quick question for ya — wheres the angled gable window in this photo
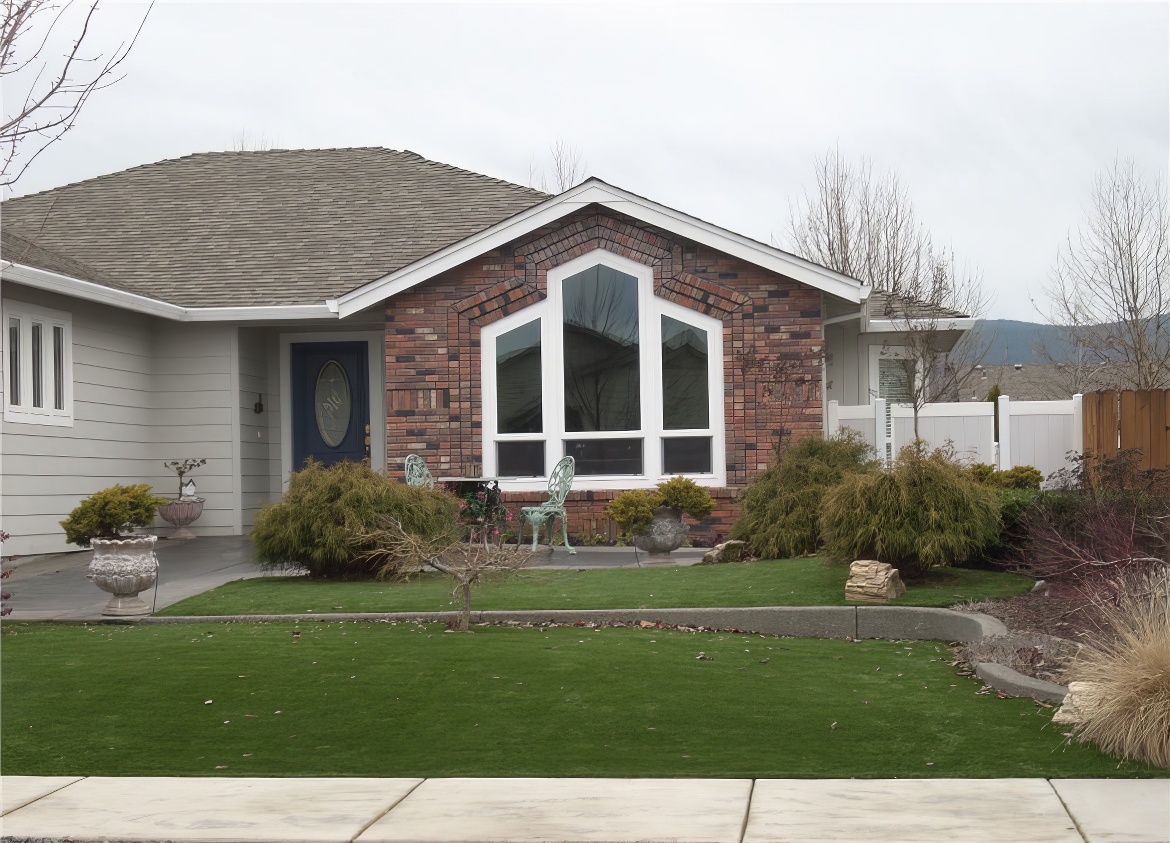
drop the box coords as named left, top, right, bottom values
left=3, top=300, right=73, bottom=426
left=482, top=249, right=725, bottom=491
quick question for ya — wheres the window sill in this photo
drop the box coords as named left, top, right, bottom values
left=4, top=409, right=74, bottom=427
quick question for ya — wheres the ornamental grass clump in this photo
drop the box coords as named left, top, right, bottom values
left=731, top=432, right=877, bottom=558
left=250, top=460, right=458, bottom=578
left=820, top=441, right=1000, bottom=577
left=1065, top=570, right=1170, bottom=768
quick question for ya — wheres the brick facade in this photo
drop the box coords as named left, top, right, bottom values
left=383, top=207, right=824, bottom=541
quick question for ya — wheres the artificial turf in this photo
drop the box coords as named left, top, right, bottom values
left=157, top=557, right=1034, bottom=617
left=2, top=621, right=1160, bottom=779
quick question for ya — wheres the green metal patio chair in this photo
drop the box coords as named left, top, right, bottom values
left=404, top=454, right=434, bottom=489
left=518, top=455, right=576, bottom=554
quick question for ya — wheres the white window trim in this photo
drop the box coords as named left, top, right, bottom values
left=482, top=248, right=726, bottom=492
left=3, top=299, right=74, bottom=426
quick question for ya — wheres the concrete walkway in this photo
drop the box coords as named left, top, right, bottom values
left=4, top=536, right=676, bottom=621
left=2, top=775, right=1166, bottom=842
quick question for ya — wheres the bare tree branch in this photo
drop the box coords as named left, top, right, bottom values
left=788, top=148, right=990, bottom=436
left=2, top=0, right=150, bottom=188
left=528, top=137, right=586, bottom=193
left=1043, top=158, right=1170, bottom=390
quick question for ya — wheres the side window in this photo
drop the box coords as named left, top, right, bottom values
left=4, top=301, right=73, bottom=426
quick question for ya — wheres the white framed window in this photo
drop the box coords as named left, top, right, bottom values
left=482, top=249, right=725, bottom=491
left=4, top=300, right=73, bottom=426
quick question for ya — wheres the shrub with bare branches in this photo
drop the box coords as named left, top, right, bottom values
left=352, top=520, right=531, bottom=631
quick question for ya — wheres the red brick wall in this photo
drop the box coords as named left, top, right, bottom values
left=383, top=207, right=824, bottom=541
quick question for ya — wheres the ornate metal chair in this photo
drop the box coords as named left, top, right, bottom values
left=404, top=454, right=434, bottom=489
left=518, top=455, right=576, bottom=554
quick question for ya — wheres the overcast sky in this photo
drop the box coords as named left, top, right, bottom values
left=6, top=1, right=1168, bottom=320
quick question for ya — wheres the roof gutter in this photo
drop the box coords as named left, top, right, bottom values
left=2, top=262, right=338, bottom=322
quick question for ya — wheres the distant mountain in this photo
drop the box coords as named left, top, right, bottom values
left=970, top=317, right=1170, bottom=366
left=967, top=320, right=1079, bottom=365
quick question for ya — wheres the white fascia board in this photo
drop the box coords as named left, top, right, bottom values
left=866, top=317, right=976, bottom=333
left=335, top=179, right=865, bottom=317
left=2, top=262, right=337, bottom=322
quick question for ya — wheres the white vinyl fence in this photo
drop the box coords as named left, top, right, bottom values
left=826, top=394, right=1084, bottom=478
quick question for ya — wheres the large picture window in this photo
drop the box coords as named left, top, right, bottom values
left=482, top=250, right=724, bottom=490
left=3, top=300, right=73, bottom=426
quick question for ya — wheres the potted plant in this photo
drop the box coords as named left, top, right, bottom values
left=607, top=477, right=715, bottom=561
left=158, top=458, right=207, bottom=540
left=60, top=484, right=167, bottom=616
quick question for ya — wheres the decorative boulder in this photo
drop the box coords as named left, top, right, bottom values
left=1052, top=681, right=1103, bottom=725
left=701, top=540, right=746, bottom=565
left=845, top=560, right=906, bottom=603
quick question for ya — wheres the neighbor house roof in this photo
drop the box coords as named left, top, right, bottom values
left=1, top=148, right=549, bottom=308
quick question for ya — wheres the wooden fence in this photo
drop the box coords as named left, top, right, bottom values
left=1082, top=389, right=1170, bottom=471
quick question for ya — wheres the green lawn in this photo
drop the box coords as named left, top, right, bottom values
left=3, top=622, right=1158, bottom=779
left=158, top=558, right=1034, bottom=616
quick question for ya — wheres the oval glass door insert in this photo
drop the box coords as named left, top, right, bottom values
left=315, top=360, right=351, bottom=447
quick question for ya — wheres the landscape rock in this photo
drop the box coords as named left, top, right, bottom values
left=701, top=540, right=746, bottom=565
left=845, top=560, right=906, bottom=603
left=1052, top=681, right=1103, bottom=724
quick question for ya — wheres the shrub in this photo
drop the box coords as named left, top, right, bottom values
left=606, top=477, right=715, bottom=537
left=607, top=490, right=662, bottom=536
left=60, top=484, right=168, bottom=547
left=967, top=463, right=1043, bottom=491
left=250, top=460, right=459, bottom=578
left=731, top=433, right=877, bottom=559
left=820, top=441, right=1001, bottom=577
left=656, top=476, right=715, bottom=520
left=1065, top=571, right=1170, bottom=768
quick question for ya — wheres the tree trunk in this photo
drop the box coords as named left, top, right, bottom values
left=458, top=580, right=472, bottom=631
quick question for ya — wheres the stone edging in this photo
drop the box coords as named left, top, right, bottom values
left=135, top=605, right=1065, bottom=703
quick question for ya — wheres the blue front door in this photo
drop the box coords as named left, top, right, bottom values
left=291, top=342, right=370, bottom=469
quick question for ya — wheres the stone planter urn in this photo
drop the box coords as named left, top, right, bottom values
left=89, top=536, right=159, bottom=616
left=634, top=506, right=688, bottom=563
left=157, top=497, right=205, bottom=540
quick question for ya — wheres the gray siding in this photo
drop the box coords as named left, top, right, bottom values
left=238, top=327, right=281, bottom=528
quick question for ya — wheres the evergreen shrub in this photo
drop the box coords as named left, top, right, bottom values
left=60, top=484, right=168, bottom=547
left=730, top=433, right=877, bottom=559
left=607, top=477, right=716, bottom=536
left=968, top=463, right=1044, bottom=490
left=250, top=460, right=459, bottom=578
left=820, top=441, right=1001, bottom=577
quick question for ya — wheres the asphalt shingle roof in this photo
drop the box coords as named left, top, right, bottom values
left=1, top=148, right=548, bottom=308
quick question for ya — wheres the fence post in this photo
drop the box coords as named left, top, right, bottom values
left=826, top=399, right=839, bottom=437
left=1071, top=393, right=1083, bottom=456
left=997, top=394, right=1011, bottom=470
left=875, top=397, right=889, bottom=464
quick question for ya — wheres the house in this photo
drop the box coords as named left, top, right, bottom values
left=0, top=149, right=970, bottom=556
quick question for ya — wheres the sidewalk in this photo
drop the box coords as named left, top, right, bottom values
left=4, top=537, right=678, bottom=622
left=2, top=775, right=1166, bottom=842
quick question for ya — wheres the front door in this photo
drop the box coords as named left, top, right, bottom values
left=291, top=342, right=370, bottom=469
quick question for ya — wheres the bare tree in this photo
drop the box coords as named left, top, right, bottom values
left=2, top=0, right=150, bottom=187
left=231, top=128, right=278, bottom=152
left=353, top=519, right=531, bottom=632
left=1044, top=158, right=1170, bottom=390
left=788, top=148, right=988, bottom=437
left=528, top=137, right=586, bottom=193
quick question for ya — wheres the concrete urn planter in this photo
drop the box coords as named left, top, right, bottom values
left=634, top=506, right=688, bottom=562
left=89, top=536, right=159, bottom=616
left=157, top=497, right=205, bottom=540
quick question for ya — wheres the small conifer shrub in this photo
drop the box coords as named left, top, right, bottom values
left=60, top=484, right=168, bottom=547
left=820, top=442, right=1000, bottom=577
left=250, top=460, right=459, bottom=578
left=731, top=433, right=877, bottom=559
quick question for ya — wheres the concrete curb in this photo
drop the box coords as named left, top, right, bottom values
left=975, top=662, right=1069, bottom=703
left=139, top=605, right=1008, bottom=642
